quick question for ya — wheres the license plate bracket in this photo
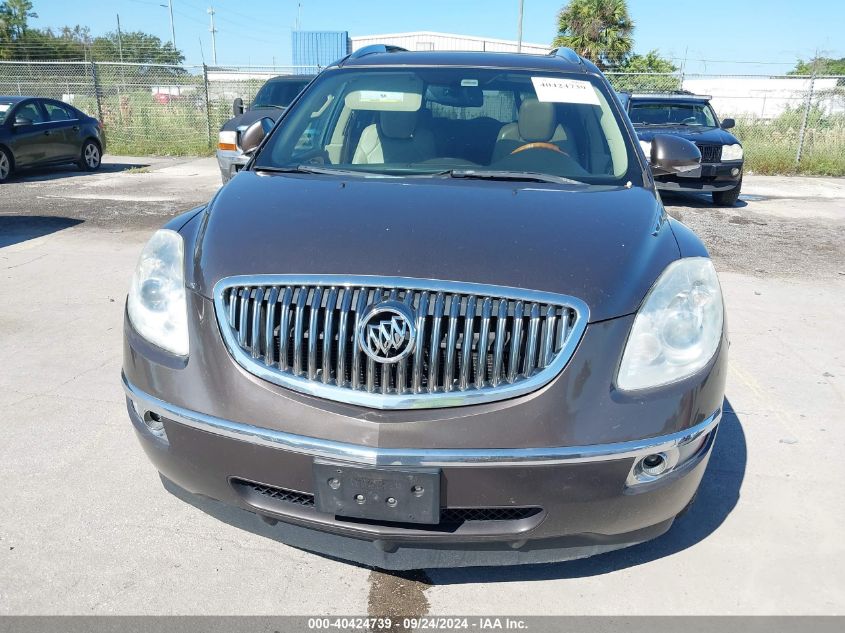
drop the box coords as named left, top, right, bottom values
left=313, top=460, right=441, bottom=525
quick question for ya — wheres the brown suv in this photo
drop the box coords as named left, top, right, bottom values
left=122, top=46, right=727, bottom=569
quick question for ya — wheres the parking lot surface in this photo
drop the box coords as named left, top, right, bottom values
left=1, top=157, right=843, bottom=616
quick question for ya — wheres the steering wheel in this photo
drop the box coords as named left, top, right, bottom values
left=510, top=142, right=568, bottom=156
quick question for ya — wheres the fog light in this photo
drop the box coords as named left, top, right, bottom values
left=731, top=168, right=740, bottom=176
left=640, top=453, right=668, bottom=477
left=143, top=411, right=166, bottom=437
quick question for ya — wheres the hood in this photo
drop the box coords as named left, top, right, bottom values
left=193, top=172, right=680, bottom=322
left=219, top=107, right=284, bottom=132
left=634, top=125, right=740, bottom=145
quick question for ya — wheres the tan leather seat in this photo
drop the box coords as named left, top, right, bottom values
left=352, top=111, right=436, bottom=165
left=491, top=98, right=576, bottom=162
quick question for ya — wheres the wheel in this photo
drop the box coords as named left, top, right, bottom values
left=712, top=179, right=742, bottom=206
left=0, top=147, right=12, bottom=183
left=78, top=140, right=102, bottom=171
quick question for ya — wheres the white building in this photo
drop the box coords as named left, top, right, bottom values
left=350, top=31, right=549, bottom=55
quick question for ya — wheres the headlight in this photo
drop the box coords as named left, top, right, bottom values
left=617, top=257, right=724, bottom=391
left=218, top=130, right=238, bottom=151
left=721, top=143, right=743, bottom=161
left=638, top=140, right=652, bottom=161
left=128, top=229, right=189, bottom=356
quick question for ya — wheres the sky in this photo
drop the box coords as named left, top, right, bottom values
left=28, top=0, right=845, bottom=74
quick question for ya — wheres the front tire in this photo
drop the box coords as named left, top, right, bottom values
left=0, top=147, right=12, bottom=183
left=712, top=179, right=742, bottom=207
left=78, top=140, right=102, bottom=171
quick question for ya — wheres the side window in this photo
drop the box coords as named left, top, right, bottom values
left=15, top=101, right=45, bottom=124
left=44, top=102, right=74, bottom=122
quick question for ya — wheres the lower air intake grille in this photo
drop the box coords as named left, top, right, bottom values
left=236, top=480, right=541, bottom=524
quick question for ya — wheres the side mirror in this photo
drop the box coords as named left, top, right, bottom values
left=239, top=117, right=275, bottom=155
left=14, top=116, right=33, bottom=127
left=233, top=98, right=244, bottom=116
left=720, top=118, right=735, bottom=130
left=649, top=134, right=701, bottom=176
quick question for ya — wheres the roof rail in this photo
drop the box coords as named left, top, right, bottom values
left=549, top=47, right=582, bottom=64
left=347, top=44, right=408, bottom=61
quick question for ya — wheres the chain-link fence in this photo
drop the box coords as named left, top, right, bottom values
left=1, top=61, right=843, bottom=175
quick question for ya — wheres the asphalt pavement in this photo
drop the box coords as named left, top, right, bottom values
left=1, top=156, right=843, bottom=616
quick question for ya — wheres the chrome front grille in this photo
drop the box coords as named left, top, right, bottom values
left=214, top=276, right=588, bottom=409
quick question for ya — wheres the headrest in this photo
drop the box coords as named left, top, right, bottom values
left=379, top=110, right=417, bottom=139
left=518, top=98, right=557, bottom=142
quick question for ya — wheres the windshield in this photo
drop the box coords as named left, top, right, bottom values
left=252, top=79, right=311, bottom=109
left=629, top=101, right=717, bottom=127
left=0, top=101, right=14, bottom=124
left=254, top=67, right=638, bottom=185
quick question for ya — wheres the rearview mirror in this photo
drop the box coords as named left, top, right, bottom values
left=14, top=116, right=33, bottom=127
left=239, top=117, right=275, bottom=154
left=233, top=97, right=244, bottom=116
left=720, top=118, right=735, bottom=129
left=649, top=134, right=701, bottom=176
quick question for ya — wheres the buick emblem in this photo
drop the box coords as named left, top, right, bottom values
left=357, top=300, right=416, bottom=363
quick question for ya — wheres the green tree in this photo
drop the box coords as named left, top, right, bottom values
left=91, top=30, right=184, bottom=65
left=615, top=49, right=677, bottom=73
left=0, top=0, right=37, bottom=59
left=553, top=0, right=634, bottom=69
left=789, top=57, right=845, bottom=75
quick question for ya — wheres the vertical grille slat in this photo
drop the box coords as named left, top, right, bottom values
left=443, top=295, right=461, bottom=393
left=459, top=295, right=476, bottom=391
left=264, top=286, right=280, bottom=366
left=220, top=278, right=584, bottom=408
left=277, top=287, right=293, bottom=371
left=250, top=287, right=265, bottom=359
left=412, top=291, right=430, bottom=394
left=524, top=302, right=541, bottom=375
left=293, top=287, right=307, bottom=376
left=475, top=297, right=492, bottom=389
left=307, top=287, right=323, bottom=381
left=322, top=287, right=338, bottom=384
left=538, top=304, right=556, bottom=369
left=335, top=288, right=353, bottom=387
left=428, top=292, right=446, bottom=391
left=492, top=300, right=508, bottom=387
left=351, top=288, right=367, bottom=391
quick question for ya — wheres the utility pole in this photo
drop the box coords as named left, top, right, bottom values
left=167, top=0, right=176, bottom=48
left=207, top=5, right=217, bottom=65
left=517, top=0, right=524, bottom=53
left=116, top=14, right=124, bottom=63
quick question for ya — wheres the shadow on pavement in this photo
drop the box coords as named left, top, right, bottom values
left=160, top=397, right=745, bottom=582
left=9, top=162, right=150, bottom=183
left=661, top=190, right=749, bottom=209
left=0, top=215, right=83, bottom=248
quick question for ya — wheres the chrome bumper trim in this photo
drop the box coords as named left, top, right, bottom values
left=123, top=374, right=720, bottom=468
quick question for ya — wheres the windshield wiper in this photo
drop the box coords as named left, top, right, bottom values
left=254, top=164, right=383, bottom=177
left=444, top=169, right=582, bottom=186
left=251, top=104, right=286, bottom=110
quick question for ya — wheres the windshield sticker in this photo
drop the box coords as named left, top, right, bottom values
left=531, top=77, right=600, bottom=105
left=460, top=79, right=479, bottom=87
left=357, top=90, right=409, bottom=104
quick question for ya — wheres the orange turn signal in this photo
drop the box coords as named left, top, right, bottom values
left=218, top=143, right=237, bottom=151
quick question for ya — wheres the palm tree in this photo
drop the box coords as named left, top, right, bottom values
left=553, top=0, right=634, bottom=69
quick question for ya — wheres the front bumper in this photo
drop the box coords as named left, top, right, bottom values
left=216, top=149, right=249, bottom=183
left=124, top=373, right=720, bottom=569
left=656, top=162, right=743, bottom=192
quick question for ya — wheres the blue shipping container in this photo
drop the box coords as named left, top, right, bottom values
left=292, top=31, right=350, bottom=69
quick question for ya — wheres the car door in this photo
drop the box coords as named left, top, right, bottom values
left=8, top=100, right=51, bottom=167
left=41, top=100, right=81, bottom=161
